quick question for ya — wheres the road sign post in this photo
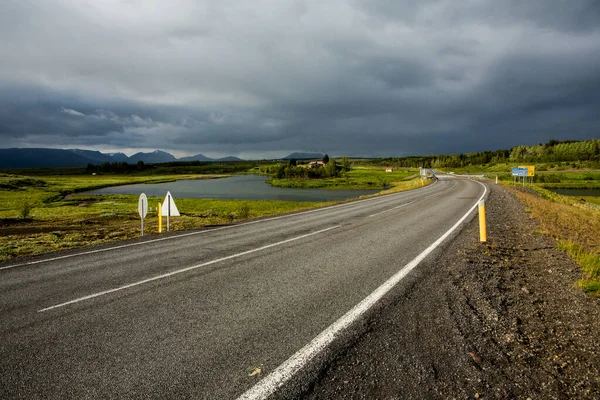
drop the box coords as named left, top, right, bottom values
left=514, top=165, right=536, bottom=186
left=511, top=167, right=530, bottom=186
left=138, top=193, right=148, bottom=236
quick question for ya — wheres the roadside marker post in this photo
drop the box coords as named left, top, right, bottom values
left=138, top=193, right=148, bottom=237
left=158, top=202, right=162, bottom=233
left=478, top=200, right=487, bottom=242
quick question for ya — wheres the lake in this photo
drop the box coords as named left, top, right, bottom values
left=548, top=188, right=600, bottom=197
left=83, top=175, right=380, bottom=202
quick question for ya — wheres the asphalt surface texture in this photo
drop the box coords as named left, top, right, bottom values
left=301, top=183, right=600, bottom=399
left=1, top=177, right=485, bottom=399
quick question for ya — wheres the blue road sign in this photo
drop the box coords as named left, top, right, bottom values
left=512, top=167, right=528, bottom=177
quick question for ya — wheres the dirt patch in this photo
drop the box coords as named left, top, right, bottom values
left=304, top=182, right=600, bottom=399
left=0, top=224, right=82, bottom=235
left=0, top=218, right=31, bottom=227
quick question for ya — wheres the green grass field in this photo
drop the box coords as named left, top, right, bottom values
left=0, top=172, right=334, bottom=262
left=580, top=196, right=600, bottom=206
left=0, top=166, right=430, bottom=262
left=268, top=166, right=420, bottom=189
left=441, top=164, right=600, bottom=191
left=0, top=173, right=226, bottom=218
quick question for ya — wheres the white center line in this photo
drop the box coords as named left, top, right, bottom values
left=368, top=201, right=415, bottom=218
left=38, top=225, right=341, bottom=313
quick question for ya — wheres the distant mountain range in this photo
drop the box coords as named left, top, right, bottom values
left=0, top=148, right=243, bottom=169
left=0, top=148, right=323, bottom=169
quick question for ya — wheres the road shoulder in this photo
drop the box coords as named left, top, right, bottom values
left=303, top=181, right=600, bottom=399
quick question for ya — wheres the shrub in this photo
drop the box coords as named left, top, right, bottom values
left=325, top=160, right=338, bottom=177
left=225, top=212, right=235, bottom=222
left=19, top=202, right=32, bottom=219
left=239, top=204, right=251, bottom=219
left=275, top=165, right=286, bottom=179
left=340, top=156, right=352, bottom=172
left=537, top=174, right=561, bottom=183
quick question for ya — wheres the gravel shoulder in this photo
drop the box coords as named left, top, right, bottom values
left=303, top=181, right=600, bottom=399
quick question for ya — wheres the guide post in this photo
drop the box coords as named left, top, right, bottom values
left=158, top=202, right=162, bottom=233
left=478, top=200, right=487, bottom=242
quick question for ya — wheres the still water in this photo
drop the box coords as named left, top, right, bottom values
left=84, top=175, right=379, bottom=202
left=548, top=188, right=600, bottom=197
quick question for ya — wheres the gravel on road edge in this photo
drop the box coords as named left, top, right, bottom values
left=299, top=181, right=600, bottom=399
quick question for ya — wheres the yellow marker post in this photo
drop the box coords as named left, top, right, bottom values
left=478, top=200, right=487, bottom=242
left=158, top=202, right=162, bottom=233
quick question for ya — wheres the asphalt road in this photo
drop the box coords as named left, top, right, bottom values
left=0, top=176, right=485, bottom=399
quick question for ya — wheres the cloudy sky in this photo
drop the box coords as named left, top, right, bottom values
left=1, top=0, right=599, bottom=158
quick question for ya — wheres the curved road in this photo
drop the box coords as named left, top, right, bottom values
left=0, top=176, right=486, bottom=399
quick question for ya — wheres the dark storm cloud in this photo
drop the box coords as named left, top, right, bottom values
left=0, top=0, right=599, bottom=158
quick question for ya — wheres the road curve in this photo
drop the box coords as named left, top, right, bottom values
left=0, top=176, right=485, bottom=399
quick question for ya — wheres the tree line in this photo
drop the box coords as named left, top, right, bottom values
left=274, top=155, right=352, bottom=179
left=370, top=139, right=599, bottom=168
left=508, top=139, right=599, bottom=163
left=86, top=161, right=148, bottom=173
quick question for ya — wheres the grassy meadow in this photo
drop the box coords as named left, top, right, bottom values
left=268, top=166, right=420, bottom=189
left=442, top=161, right=600, bottom=189
left=0, top=172, right=337, bottom=262
left=0, top=165, right=431, bottom=262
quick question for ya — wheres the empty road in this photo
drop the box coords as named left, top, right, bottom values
left=0, top=176, right=486, bottom=399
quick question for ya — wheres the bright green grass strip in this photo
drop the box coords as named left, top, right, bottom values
left=557, top=241, right=600, bottom=296
left=0, top=174, right=225, bottom=215
left=580, top=196, right=600, bottom=206
left=0, top=196, right=333, bottom=262
left=268, top=167, right=419, bottom=190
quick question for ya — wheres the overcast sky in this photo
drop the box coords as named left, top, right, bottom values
left=1, top=0, right=599, bottom=158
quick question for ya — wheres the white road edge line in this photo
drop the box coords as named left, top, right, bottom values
left=368, top=201, right=415, bottom=218
left=38, top=225, right=341, bottom=313
left=1, top=180, right=439, bottom=271
left=237, top=180, right=487, bottom=400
